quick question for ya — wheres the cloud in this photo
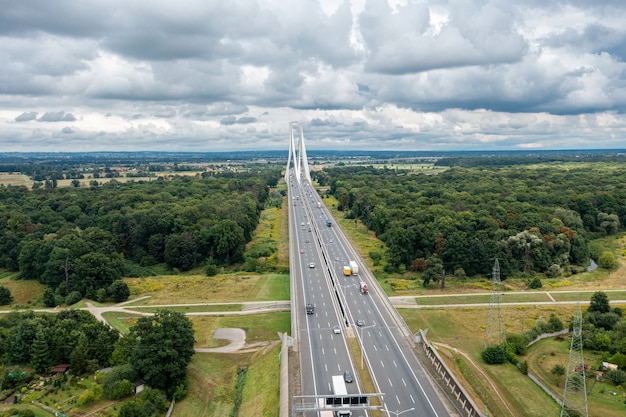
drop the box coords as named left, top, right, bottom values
left=0, top=0, right=625, bottom=151
left=15, top=112, right=38, bottom=122
left=38, top=112, right=77, bottom=122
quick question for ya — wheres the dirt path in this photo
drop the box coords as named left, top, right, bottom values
left=432, top=342, right=519, bottom=417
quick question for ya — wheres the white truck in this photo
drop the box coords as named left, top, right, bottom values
left=331, top=375, right=352, bottom=417
left=349, top=260, right=358, bottom=275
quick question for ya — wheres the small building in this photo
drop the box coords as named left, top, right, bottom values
left=50, top=364, right=70, bottom=374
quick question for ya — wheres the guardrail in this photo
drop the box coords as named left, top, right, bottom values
left=419, top=330, right=485, bottom=417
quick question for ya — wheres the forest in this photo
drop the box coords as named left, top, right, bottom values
left=321, top=162, right=625, bottom=280
left=0, top=167, right=283, bottom=302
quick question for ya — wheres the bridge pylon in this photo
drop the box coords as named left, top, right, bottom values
left=285, top=122, right=312, bottom=184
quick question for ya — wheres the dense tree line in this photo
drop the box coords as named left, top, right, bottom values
left=0, top=308, right=194, bottom=404
left=0, top=170, right=279, bottom=299
left=326, top=163, right=625, bottom=279
left=0, top=310, right=119, bottom=374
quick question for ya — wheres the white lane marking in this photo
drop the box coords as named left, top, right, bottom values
left=388, top=378, right=393, bottom=387
left=410, top=394, right=415, bottom=404
left=380, top=360, right=384, bottom=367
left=393, top=360, right=398, bottom=367
left=402, top=378, right=407, bottom=387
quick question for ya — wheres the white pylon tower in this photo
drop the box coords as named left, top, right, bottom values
left=483, top=259, right=506, bottom=347
left=560, top=302, right=588, bottom=417
left=285, top=122, right=312, bottom=184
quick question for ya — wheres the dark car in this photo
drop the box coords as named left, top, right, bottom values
left=343, top=370, right=353, bottom=383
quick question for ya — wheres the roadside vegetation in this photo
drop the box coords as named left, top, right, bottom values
left=322, top=160, right=626, bottom=417
left=2, top=154, right=626, bottom=416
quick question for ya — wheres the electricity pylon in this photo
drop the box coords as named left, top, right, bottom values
left=285, top=122, right=311, bottom=184
left=560, top=302, right=588, bottom=417
left=483, top=259, right=506, bottom=347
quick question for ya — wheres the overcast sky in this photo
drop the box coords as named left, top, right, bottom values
left=1, top=0, right=626, bottom=152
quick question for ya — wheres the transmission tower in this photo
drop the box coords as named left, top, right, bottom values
left=560, top=302, right=588, bottom=417
left=285, top=122, right=311, bottom=184
left=483, top=259, right=506, bottom=347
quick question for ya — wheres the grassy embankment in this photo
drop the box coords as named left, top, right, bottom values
left=325, top=191, right=626, bottom=417
left=0, top=193, right=291, bottom=417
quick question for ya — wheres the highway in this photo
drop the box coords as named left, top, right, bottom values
left=289, top=175, right=366, bottom=417
left=289, top=173, right=451, bottom=417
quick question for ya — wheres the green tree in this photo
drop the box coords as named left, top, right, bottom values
left=42, top=287, right=57, bottom=307
left=505, top=333, right=528, bottom=355
left=606, top=369, right=626, bottom=385
left=110, top=334, right=138, bottom=366
left=588, top=291, right=610, bottom=314
left=0, top=286, right=13, bottom=305
left=102, top=364, right=137, bottom=399
left=597, top=212, right=620, bottom=235
left=597, top=251, right=617, bottom=269
left=481, top=345, right=507, bottom=364
left=609, top=352, right=626, bottom=369
left=30, top=327, right=50, bottom=373
left=108, top=280, right=130, bottom=303
left=70, top=333, right=97, bottom=375
left=422, top=256, right=444, bottom=287
left=527, top=275, right=542, bottom=289
left=129, top=310, right=195, bottom=396
left=118, top=401, right=149, bottom=417
left=208, top=220, right=246, bottom=263
left=164, top=232, right=198, bottom=271
left=65, top=291, right=82, bottom=306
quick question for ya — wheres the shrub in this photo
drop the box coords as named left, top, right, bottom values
left=0, top=286, right=13, bottom=305
left=597, top=251, right=617, bottom=269
left=547, top=314, right=564, bottom=332
left=42, top=287, right=57, bottom=307
left=527, top=275, right=542, bottom=289
left=108, top=280, right=130, bottom=303
left=506, top=333, right=528, bottom=355
left=606, top=369, right=626, bottom=386
left=65, top=291, right=82, bottom=306
left=551, top=364, right=565, bottom=376
left=546, top=264, right=562, bottom=278
left=453, top=268, right=467, bottom=280
left=102, top=364, right=137, bottom=399
left=95, top=288, right=107, bottom=303
left=519, top=360, right=528, bottom=375
left=481, top=345, right=507, bottom=364
left=110, top=379, right=135, bottom=400
left=205, top=263, right=218, bottom=276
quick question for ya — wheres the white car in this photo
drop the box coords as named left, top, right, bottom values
left=332, top=325, right=341, bottom=334
left=309, top=263, right=315, bottom=268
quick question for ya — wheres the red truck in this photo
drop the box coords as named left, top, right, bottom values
left=359, top=281, right=368, bottom=294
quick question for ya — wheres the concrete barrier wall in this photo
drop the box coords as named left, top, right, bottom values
left=419, top=330, right=485, bottom=417
left=280, top=333, right=289, bottom=417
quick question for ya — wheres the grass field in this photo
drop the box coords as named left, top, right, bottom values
left=124, top=272, right=290, bottom=304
